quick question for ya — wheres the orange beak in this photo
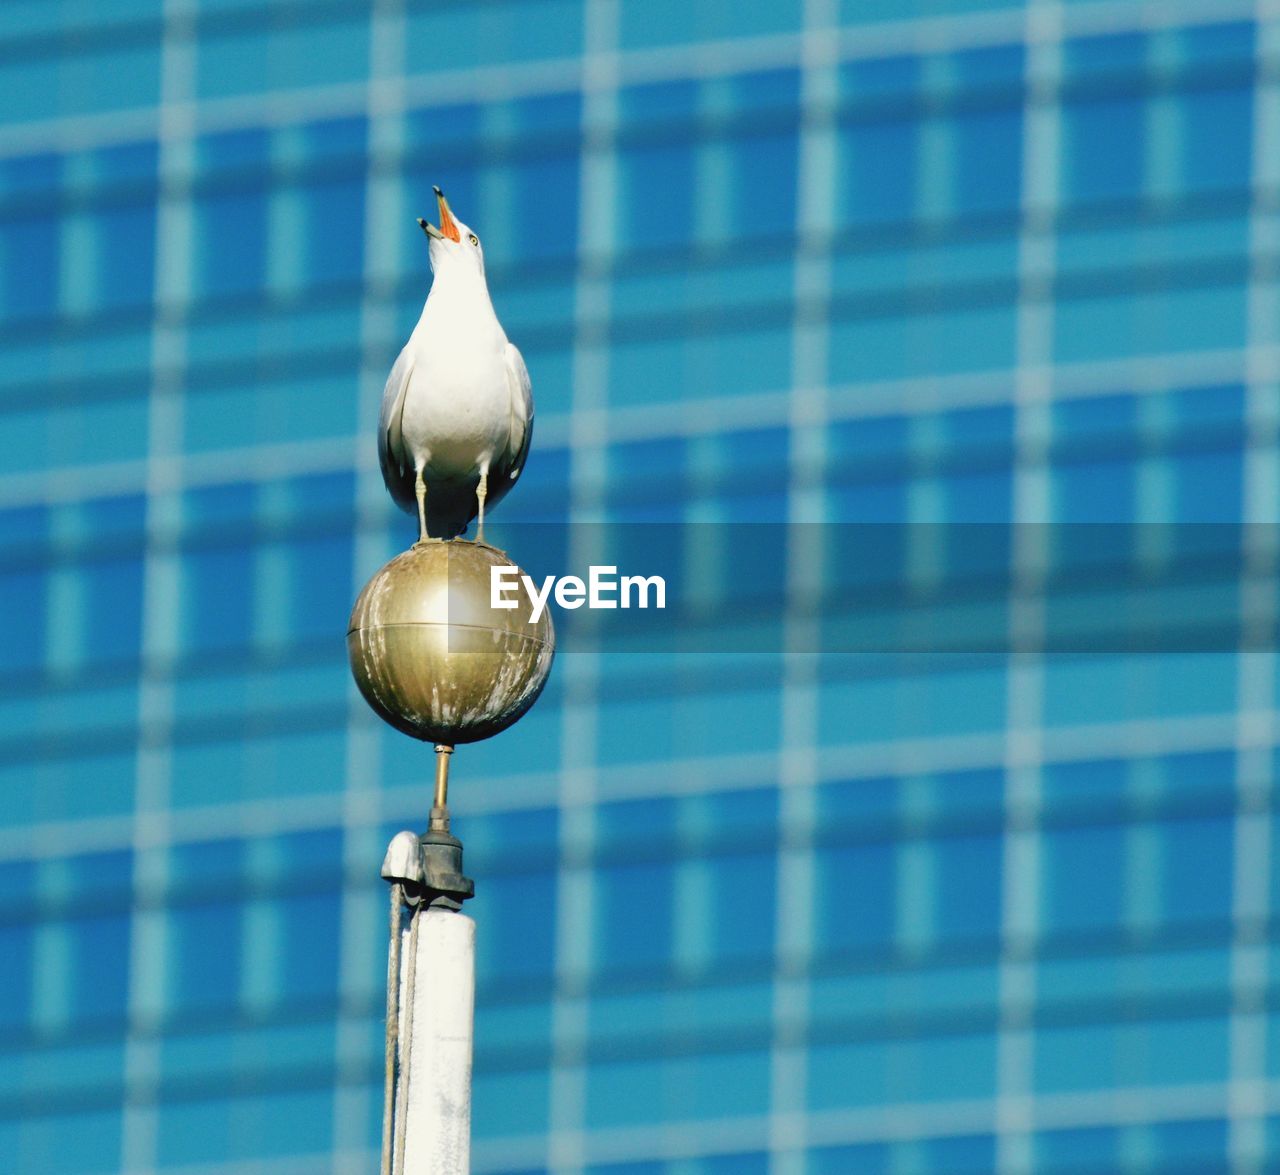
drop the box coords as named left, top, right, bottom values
left=434, top=186, right=460, bottom=243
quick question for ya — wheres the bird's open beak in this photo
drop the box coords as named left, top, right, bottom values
left=417, top=216, right=444, bottom=241
left=434, top=185, right=461, bottom=243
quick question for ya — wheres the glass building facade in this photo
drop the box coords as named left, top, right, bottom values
left=0, top=1, right=1276, bottom=1172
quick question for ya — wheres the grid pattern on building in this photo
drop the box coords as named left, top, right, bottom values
left=0, top=1, right=1277, bottom=1172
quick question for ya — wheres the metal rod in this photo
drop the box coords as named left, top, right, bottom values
left=433, top=743, right=453, bottom=811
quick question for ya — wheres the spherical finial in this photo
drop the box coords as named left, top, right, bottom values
left=347, top=542, right=554, bottom=744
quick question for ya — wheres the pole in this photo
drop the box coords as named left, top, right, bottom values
left=380, top=804, right=476, bottom=1175
left=397, top=908, right=476, bottom=1173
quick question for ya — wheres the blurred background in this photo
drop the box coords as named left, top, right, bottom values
left=0, top=0, right=1276, bottom=1172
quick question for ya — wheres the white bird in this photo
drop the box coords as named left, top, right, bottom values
left=379, top=186, right=533, bottom=544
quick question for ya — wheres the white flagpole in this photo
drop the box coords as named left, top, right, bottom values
left=398, top=908, right=476, bottom=1173
left=381, top=746, right=477, bottom=1175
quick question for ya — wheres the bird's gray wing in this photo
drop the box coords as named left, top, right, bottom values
left=377, top=346, right=416, bottom=512
left=501, top=341, right=534, bottom=484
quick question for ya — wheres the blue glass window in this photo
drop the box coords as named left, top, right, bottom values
left=1043, top=819, right=1127, bottom=940
left=1180, top=82, right=1252, bottom=196
left=619, top=0, right=801, bottom=49
left=197, top=11, right=368, bottom=100
left=182, top=540, right=255, bottom=656
left=69, top=911, right=130, bottom=1025
left=473, top=1066, right=552, bottom=1138
left=585, top=1048, right=771, bottom=1128
left=840, top=116, right=920, bottom=227
left=0, top=921, right=33, bottom=1031
left=90, top=199, right=157, bottom=312
left=0, top=567, right=45, bottom=673
left=809, top=1031, right=996, bottom=1108
left=194, top=131, right=271, bottom=300
left=619, top=141, right=697, bottom=252
left=618, top=82, right=699, bottom=253
left=1, top=212, right=59, bottom=323
left=815, top=837, right=895, bottom=958
left=10, top=1107, right=123, bottom=1174
left=594, top=857, right=676, bottom=976
left=171, top=897, right=242, bottom=1014
left=934, top=832, right=1002, bottom=944
left=952, top=106, right=1022, bottom=215
left=405, top=0, right=582, bottom=72
left=1061, top=94, right=1145, bottom=206
left=80, top=554, right=145, bottom=667
left=299, top=173, right=365, bottom=290
left=729, top=125, right=799, bottom=240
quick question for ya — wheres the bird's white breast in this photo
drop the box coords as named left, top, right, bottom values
left=400, top=290, right=512, bottom=479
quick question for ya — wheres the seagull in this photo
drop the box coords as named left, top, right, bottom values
left=378, top=186, right=533, bottom=544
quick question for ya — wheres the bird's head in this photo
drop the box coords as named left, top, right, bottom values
left=418, top=186, right=486, bottom=279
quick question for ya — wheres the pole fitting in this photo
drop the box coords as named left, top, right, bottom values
left=416, top=826, right=474, bottom=910
left=380, top=829, right=474, bottom=910
left=381, top=803, right=474, bottom=913
left=377, top=743, right=473, bottom=911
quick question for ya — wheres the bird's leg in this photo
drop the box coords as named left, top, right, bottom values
left=414, top=467, right=428, bottom=545
left=476, top=469, right=488, bottom=545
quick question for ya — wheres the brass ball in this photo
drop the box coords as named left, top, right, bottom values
left=347, top=541, right=555, bottom=745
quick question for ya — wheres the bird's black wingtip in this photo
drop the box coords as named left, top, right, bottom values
left=432, top=184, right=444, bottom=197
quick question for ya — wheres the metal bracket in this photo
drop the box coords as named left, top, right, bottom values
left=381, top=826, right=475, bottom=911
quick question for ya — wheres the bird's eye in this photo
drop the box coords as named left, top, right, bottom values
left=468, top=233, right=479, bottom=246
